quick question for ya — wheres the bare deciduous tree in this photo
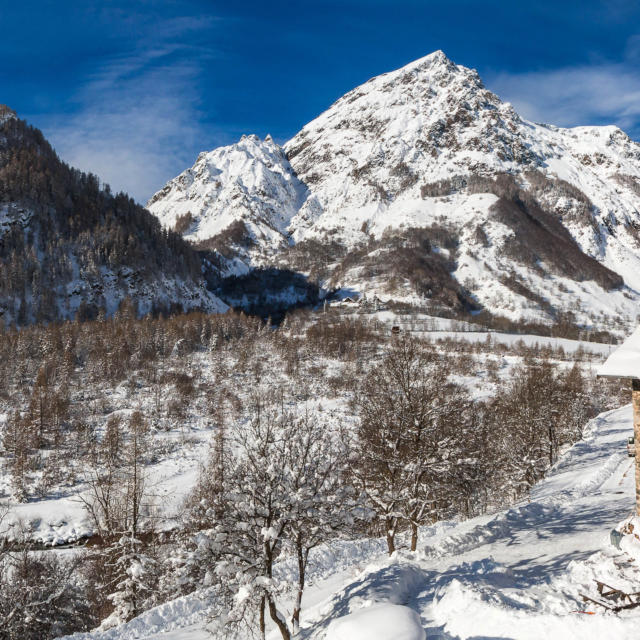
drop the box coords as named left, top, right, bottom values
left=353, top=336, right=468, bottom=552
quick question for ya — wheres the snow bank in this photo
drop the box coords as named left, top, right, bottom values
left=326, top=603, right=425, bottom=640
left=58, top=588, right=215, bottom=640
left=430, top=578, right=635, bottom=640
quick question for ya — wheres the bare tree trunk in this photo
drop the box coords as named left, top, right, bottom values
left=291, top=539, right=306, bottom=635
left=263, top=525, right=290, bottom=640
left=259, top=596, right=266, bottom=640
left=410, top=522, right=418, bottom=552
left=386, top=516, right=396, bottom=555
left=268, top=594, right=291, bottom=640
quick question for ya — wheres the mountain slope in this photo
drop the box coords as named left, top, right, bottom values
left=149, top=51, right=640, bottom=330
left=0, top=108, right=227, bottom=326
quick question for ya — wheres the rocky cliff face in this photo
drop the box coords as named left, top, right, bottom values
left=149, top=52, right=640, bottom=329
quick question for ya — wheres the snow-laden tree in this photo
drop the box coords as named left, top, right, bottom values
left=185, top=392, right=356, bottom=639
left=556, top=362, right=592, bottom=450
left=491, top=359, right=568, bottom=496
left=279, top=409, right=358, bottom=635
left=104, top=535, right=158, bottom=626
left=353, top=336, right=468, bottom=552
left=487, top=357, right=598, bottom=502
left=0, top=516, right=94, bottom=640
left=81, top=410, right=158, bottom=627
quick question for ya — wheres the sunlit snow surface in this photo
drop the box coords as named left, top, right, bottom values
left=599, top=326, right=640, bottom=379
left=59, top=403, right=640, bottom=640
left=326, top=603, right=425, bottom=640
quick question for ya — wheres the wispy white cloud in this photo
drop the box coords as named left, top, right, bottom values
left=40, top=16, right=224, bottom=203
left=486, top=42, right=640, bottom=139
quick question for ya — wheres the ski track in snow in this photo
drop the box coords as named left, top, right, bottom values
left=60, top=403, right=640, bottom=640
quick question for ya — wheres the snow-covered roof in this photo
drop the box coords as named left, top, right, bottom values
left=598, top=326, right=640, bottom=379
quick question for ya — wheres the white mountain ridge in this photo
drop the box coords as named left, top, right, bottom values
left=147, top=134, right=307, bottom=266
left=148, top=50, right=640, bottom=329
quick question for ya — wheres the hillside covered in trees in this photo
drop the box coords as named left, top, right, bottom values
left=0, top=106, right=225, bottom=327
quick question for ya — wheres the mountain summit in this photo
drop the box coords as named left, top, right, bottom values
left=149, top=52, right=640, bottom=329
left=284, top=48, right=534, bottom=231
left=147, top=134, right=307, bottom=258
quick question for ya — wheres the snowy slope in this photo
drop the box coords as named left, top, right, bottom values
left=149, top=51, right=640, bottom=328
left=60, top=403, right=640, bottom=640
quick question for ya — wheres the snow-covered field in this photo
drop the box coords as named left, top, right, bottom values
left=60, top=403, right=640, bottom=640
left=350, top=309, right=617, bottom=354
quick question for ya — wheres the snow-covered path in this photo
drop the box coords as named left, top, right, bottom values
left=63, top=404, right=640, bottom=640
left=305, top=404, right=638, bottom=639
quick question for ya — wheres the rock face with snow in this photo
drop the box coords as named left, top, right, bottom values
left=147, top=134, right=307, bottom=263
left=0, top=104, right=17, bottom=126
left=285, top=50, right=539, bottom=233
left=149, top=51, right=640, bottom=329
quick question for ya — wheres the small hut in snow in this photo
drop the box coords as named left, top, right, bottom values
left=598, top=327, right=640, bottom=514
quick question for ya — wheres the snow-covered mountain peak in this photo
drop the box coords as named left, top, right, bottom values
left=304, top=48, right=499, bottom=132
left=284, top=50, right=536, bottom=236
left=373, top=49, right=470, bottom=82
left=147, top=134, right=308, bottom=256
left=148, top=50, right=520, bottom=252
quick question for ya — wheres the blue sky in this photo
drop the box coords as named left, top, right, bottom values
left=2, top=1, right=640, bottom=202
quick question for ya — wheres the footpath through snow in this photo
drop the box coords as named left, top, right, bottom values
left=62, top=404, right=640, bottom=640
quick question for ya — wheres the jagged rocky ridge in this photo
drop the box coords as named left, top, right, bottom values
left=0, top=108, right=227, bottom=326
left=147, top=134, right=307, bottom=268
left=149, top=51, right=640, bottom=329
